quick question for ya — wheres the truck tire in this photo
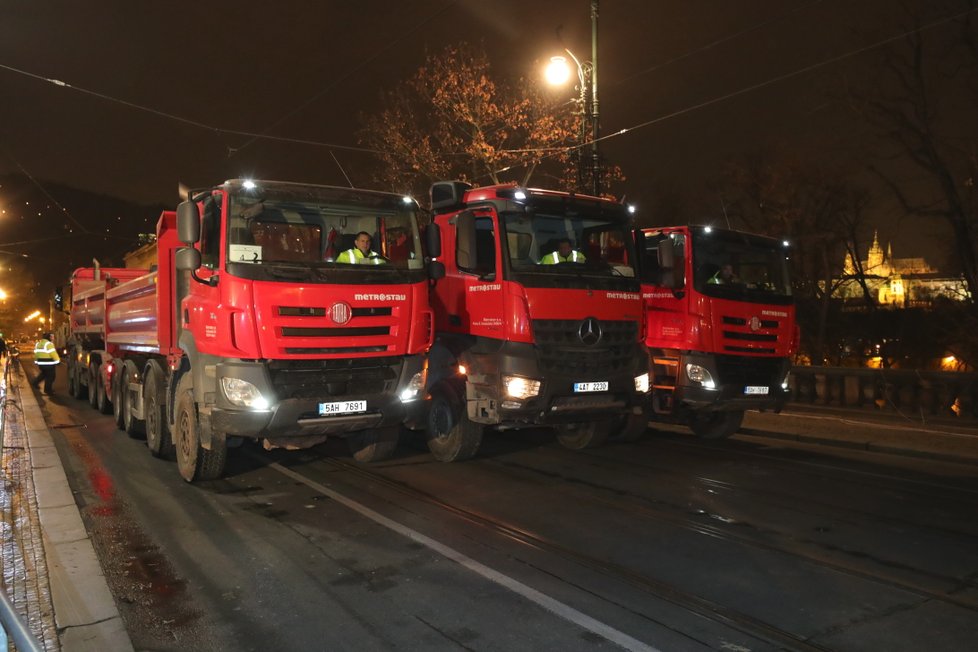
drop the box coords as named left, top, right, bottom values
left=88, top=364, right=100, bottom=409
left=426, top=384, right=483, bottom=462
left=96, top=371, right=112, bottom=415
left=144, top=364, right=173, bottom=459
left=174, top=375, right=226, bottom=482
left=689, top=410, right=744, bottom=440
left=122, top=367, right=145, bottom=438
left=68, top=364, right=86, bottom=400
left=347, top=426, right=399, bottom=463
left=555, top=420, right=613, bottom=450
left=611, top=411, right=648, bottom=442
left=112, top=372, right=126, bottom=429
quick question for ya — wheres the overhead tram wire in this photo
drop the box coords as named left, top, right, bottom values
left=229, top=0, right=459, bottom=158
left=0, top=143, right=134, bottom=243
left=487, top=4, right=978, bottom=179
left=0, top=62, right=390, bottom=156
left=611, top=0, right=825, bottom=88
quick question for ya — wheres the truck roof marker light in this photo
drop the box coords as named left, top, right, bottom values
left=241, top=180, right=257, bottom=190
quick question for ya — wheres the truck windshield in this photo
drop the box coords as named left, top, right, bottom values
left=692, top=229, right=793, bottom=304
left=501, top=208, right=636, bottom=280
left=225, top=185, right=424, bottom=281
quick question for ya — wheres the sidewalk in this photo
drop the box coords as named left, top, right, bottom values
left=1, top=361, right=132, bottom=651
left=741, top=404, right=978, bottom=466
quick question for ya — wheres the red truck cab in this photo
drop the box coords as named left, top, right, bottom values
left=638, top=226, right=797, bottom=438
left=422, top=181, right=649, bottom=461
left=67, top=179, right=434, bottom=482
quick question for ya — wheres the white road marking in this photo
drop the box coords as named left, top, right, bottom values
left=269, top=462, right=661, bottom=652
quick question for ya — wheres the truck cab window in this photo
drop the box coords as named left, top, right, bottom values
left=458, top=216, right=496, bottom=277
left=200, top=195, right=222, bottom=269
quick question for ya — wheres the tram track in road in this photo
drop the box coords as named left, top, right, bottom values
left=659, top=432, right=978, bottom=498
left=267, top=453, right=842, bottom=652
left=487, top=453, right=978, bottom=613
left=584, top=434, right=978, bottom=541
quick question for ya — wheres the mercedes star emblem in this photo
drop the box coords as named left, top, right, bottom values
left=578, top=317, right=603, bottom=346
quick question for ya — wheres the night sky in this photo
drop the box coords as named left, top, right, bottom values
left=0, top=0, right=971, bottom=280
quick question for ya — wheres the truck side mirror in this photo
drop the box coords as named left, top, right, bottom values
left=175, top=246, right=201, bottom=271
left=427, top=261, right=446, bottom=280
left=176, top=201, right=201, bottom=244
left=176, top=247, right=218, bottom=287
left=425, top=223, right=442, bottom=258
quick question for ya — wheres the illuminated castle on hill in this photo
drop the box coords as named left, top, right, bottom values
left=837, top=231, right=969, bottom=306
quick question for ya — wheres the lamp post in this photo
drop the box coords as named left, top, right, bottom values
left=545, top=0, right=601, bottom=196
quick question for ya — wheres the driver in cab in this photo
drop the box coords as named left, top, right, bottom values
left=337, top=232, right=387, bottom=265
left=541, top=238, right=586, bottom=264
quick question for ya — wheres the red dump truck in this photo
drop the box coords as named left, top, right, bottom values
left=637, top=226, right=798, bottom=438
left=65, top=179, right=433, bottom=481
left=420, top=181, right=650, bottom=461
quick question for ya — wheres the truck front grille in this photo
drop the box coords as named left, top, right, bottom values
left=273, top=303, right=396, bottom=355
left=267, top=356, right=400, bottom=399
left=531, top=319, right=640, bottom=375
left=714, top=355, right=787, bottom=387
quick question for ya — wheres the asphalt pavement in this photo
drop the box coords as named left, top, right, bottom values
left=2, top=355, right=976, bottom=650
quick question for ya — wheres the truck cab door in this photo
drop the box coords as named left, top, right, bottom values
left=457, top=213, right=505, bottom=337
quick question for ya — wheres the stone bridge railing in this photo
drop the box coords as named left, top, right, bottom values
left=788, top=366, right=978, bottom=420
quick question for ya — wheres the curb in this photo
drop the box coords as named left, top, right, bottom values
left=737, top=427, right=978, bottom=467
left=16, top=365, right=134, bottom=651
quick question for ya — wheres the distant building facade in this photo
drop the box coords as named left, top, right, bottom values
left=835, top=231, right=970, bottom=307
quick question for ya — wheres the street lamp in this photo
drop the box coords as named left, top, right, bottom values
left=546, top=0, right=601, bottom=196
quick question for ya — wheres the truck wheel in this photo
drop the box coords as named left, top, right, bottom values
left=122, top=367, right=145, bottom=438
left=112, top=372, right=126, bottom=429
left=611, top=411, right=648, bottom=442
left=96, top=372, right=113, bottom=415
left=426, top=385, right=483, bottom=462
left=144, top=365, right=172, bottom=458
left=67, top=365, right=81, bottom=399
left=689, top=410, right=744, bottom=440
left=555, top=420, right=613, bottom=450
left=88, top=364, right=100, bottom=409
left=347, top=426, right=399, bottom=463
left=174, top=375, right=226, bottom=482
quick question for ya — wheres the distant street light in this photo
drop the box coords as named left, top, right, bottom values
left=546, top=0, right=601, bottom=196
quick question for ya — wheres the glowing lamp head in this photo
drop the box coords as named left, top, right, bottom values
left=545, top=56, right=572, bottom=86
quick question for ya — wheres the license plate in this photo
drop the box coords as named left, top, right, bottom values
left=318, top=400, right=367, bottom=416
left=574, top=381, right=609, bottom=393
left=744, top=386, right=769, bottom=395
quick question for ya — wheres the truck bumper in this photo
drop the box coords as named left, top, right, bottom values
left=671, top=352, right=791, bottom=413
left=210, top=355, right=427, bottom=439
left=462, top=341, right=649, bottom=427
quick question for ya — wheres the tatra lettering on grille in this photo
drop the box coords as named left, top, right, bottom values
left=532, top=319, right=639, bottom=374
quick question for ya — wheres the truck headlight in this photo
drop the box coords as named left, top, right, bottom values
left=221, top=377, right=270, bottom=410
left=634, top=372, right=650, bottom=393
left=502, top=375, right=541, bottom=400
left=782, top=370, right=791, bottom=390
left=686, top=364, right=716, bottom=390
left=400, top=370, right=426, bottom=402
